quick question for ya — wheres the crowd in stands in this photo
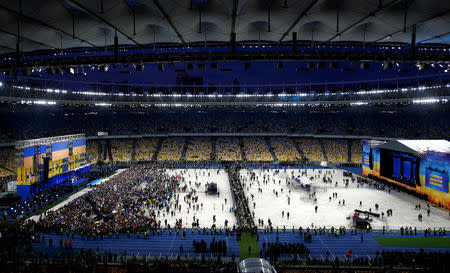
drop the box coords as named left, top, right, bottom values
left=111, top=140, right=132, bottom=162
left=323, top=139, right=348, bottom=162
left=185, top=138, right=212, bottom=161
left=135, top=138, right=158, bottom=161
left=351, top=140, right=362, bottom=163
left=298, top=139, right=325, bottom=161
left=243, top=138, right=273, bottom=161
left=0, top=137, right=367, bottom=182
left=0, top=147, right=14, bottom=177
left=0, top=106, right=448, bottom=143
left=270, top=137, right=301, bottom=161
left=215, top=138, right=242, bottom=161
left=157, top=138, right=185, bottom=161
left=86, top=140, right=98, bottom=163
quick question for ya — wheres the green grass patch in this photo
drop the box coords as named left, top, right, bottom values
left=238, top=232, right=261, bottom=260
left=373, top=237, right=450, bottom=248
left=105, top=171, right=117, bottom=178
left=33, top=195, right=72, bottom=216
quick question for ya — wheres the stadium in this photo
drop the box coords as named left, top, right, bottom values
left=0, top=0, right=449, bottom=272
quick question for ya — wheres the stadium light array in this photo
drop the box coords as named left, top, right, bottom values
left=7, top=83, right=449, bottom=100
left=94, top=102, right=112, bottom=107
left=33, top=100, right=56, bottom=105
left=18, top=99, right=56, bottom=105
left=350, top=101, right=369, bottom=106
left=412, top=98, right=447, bottom=104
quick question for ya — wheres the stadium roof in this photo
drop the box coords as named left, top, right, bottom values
left=379, top=139, right=450, bottom=154
left=0, top=0, right=449, bottom=55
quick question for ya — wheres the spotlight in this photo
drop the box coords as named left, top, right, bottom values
left=158, top=63, right=164, bottom=71
left=417, top=63, right=429, bottom=71
left=135, top=64, right=144, bottom=71
left=65, top=67, right=75, bottom=75
left=0, top=82, right=3, bottom=87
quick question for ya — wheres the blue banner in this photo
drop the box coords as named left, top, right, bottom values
left=425, top=169, right=448, bottom=193
left=362, top=154, right=370, bottom=167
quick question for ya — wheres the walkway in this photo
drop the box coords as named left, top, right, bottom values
left=28, top=169, right=127, bottom=222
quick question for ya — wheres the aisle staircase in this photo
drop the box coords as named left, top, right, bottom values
left=180, top=138, right=189, bottom=161
left=293, top=138, right=306, bottom=161
left=0, top=164, right=14, bottom=174
left=153, top=138, right=164, bottom=161
left=211, top=137, right=217, bottom=161
left=319, top=139, right=328, bottom=161
left=131, top=138, right=137, bottom=162
left=239, top=138, right=246, bottom=161
left=347, top=139, right=352, bottom=163
left=265, top=137, right=278, bottom=162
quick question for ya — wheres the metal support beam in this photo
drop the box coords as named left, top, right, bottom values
left=327, top=0, right=401, bottom=42
left=114, top=31, right=118, bottom=62
left=0, top=42, right=448, bottom=69
left=292, top=32, right=297, bottom=53
left=418, top=31, right=450, bottom=44
left=410, top=24, right=416, bottom=51
left=279, top=0, right=320, bottom=42
left=16, top=0, right=22, bottom=63
left=230, top=0, right=238, bottom=43
left=69, top=0, right=142, bottom=48
left=15, top=134, right=85, bottom=149
left=403, top=1, right=408, bottom=32
left=0, top=45, right=15, bottom=51
left=153, top=0, right=185, bottom=43
left=231, top=32, right=236, bottom=53
left=198, top=6, right=202, bottom=33
left=0, top=4, right=99, bottom=48
left=72, top=13, right=75, bottom=39
left=0, top=29, right=55, bottom=49
left=336, top=1, right=339, bottom=32
left=132, top=8, right=136, bottom=36
left=374, top=9, right=450, bottom=42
